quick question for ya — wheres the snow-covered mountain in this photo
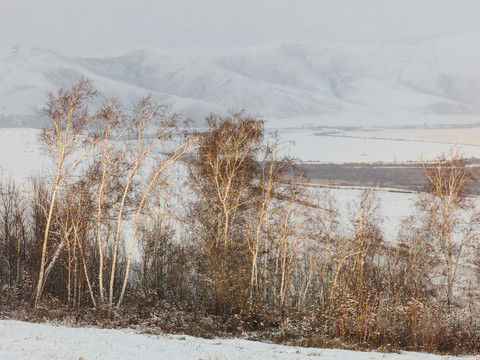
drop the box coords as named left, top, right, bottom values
left=2, top=34, right=480, bottom=129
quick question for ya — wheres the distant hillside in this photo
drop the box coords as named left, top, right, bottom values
left=2, top=35, right=480, bottom=128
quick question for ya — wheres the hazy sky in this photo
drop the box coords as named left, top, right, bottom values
left=1, top=0, right=480, bottom=55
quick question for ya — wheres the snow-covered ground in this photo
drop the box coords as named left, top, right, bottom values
left=0, top=128, right=48, bottom=183
left=324, top=186, right=416, bottom=242
left=0, top=320, right=476, bottom=360
left=277, top=128, right=480, bottom=163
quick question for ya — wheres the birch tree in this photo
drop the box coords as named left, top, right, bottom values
left=187, top=111, right=263, bottom=313
left=102, top=98, right=192, bottom=311
left=35, top=79, right=101, bottom=306
left=419, top=150, right=478, bottom=307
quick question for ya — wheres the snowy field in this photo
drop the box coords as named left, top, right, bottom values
left=0, top=320, right=477, bottom=360
left=324, top=186, right=416, bottom=242
left=277, top=128, right=480, bottom=163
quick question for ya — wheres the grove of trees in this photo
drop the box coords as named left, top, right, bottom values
left=0, top=80, right=479, bottom=354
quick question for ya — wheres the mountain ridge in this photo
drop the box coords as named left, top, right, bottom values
left=2, top=35, right=480, bottom=129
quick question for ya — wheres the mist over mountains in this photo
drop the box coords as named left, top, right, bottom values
left=2, top=33, right=480, bottom=129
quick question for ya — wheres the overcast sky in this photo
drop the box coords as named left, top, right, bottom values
left=1, top=0, right=480, bottom=55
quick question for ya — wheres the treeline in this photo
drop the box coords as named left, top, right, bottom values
left=1, top=80, right=480, bottom=354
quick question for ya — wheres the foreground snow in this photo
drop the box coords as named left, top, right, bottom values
left=0, top=320, right=476, bottom=360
